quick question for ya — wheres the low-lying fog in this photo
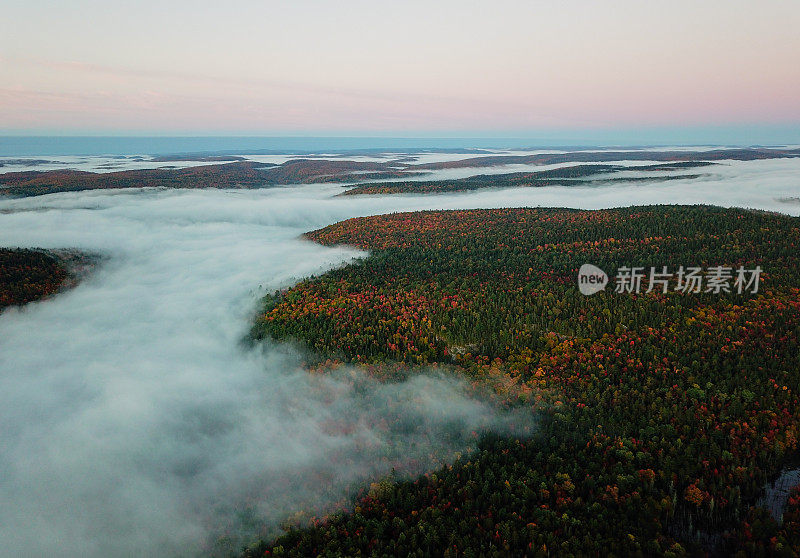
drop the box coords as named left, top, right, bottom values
left=0, top=157, right=798, bottom=557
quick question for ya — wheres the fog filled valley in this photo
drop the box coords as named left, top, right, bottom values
left=1, top=153, right=800, bottom=556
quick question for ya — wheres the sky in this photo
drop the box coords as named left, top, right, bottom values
left=1, top=0, right=799, bottom=141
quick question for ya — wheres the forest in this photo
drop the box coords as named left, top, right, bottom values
left=249, top=206, right=800, bottom=556
left=0, top=160, right=408, bottom=198
left=341, top=162, right=714, bottom=195
left=0, top=248, right=72, bottom=309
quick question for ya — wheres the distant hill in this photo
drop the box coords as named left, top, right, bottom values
left=2, top=147, right=798, bottom=198
left=342, top=161, right=716, bottom=195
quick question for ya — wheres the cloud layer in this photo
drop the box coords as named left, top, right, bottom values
left=0, top=185, right=535, bottom=557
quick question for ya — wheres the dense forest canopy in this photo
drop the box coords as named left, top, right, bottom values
left=0, top=248, right=71, bottom=309
left=250, top=206, right=800, bottom=556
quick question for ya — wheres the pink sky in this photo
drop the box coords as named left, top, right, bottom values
left=1, top=0, right=799, bottom=134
